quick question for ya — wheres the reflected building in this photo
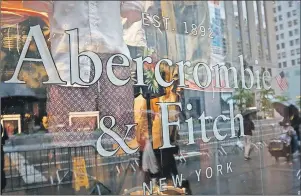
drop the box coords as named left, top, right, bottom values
left=181, top=1, right=278, bottom=119
left=273, top=1, right=301, bottom=103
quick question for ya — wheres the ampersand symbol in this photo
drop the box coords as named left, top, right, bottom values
left=96, top=116, right=138, bottom=157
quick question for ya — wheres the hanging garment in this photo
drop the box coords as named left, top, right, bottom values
left=134, top=94, right=149, bottom=150
left=123, top=1, right=154, bottom=48
left=46, top=1, right=143, bottom=144
left=142, top=140, right=159, bottom=174
left=46, top=1, right=143, bottom=87
left=47, top=54, right=136, bottom=145
left=151, top=64, right=180, bottom=149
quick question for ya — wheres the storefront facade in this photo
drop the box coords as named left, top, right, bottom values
left=1, top=1, right=300, bottom=195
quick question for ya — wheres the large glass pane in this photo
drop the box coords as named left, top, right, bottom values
left=0, top=1, right=300, bottom=195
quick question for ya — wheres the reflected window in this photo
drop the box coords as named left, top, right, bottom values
left=292, top=60, right=296, bottom=66
left=294, top=29, right=299, bottom=35
left=280, top=33, right=284, bottom=39
left=294, top=20, right=298, bottom=25
left=268, top=68, right=272, bottom=76
left=279, top=15, right=282, bottom=21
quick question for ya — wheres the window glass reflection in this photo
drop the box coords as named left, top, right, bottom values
left=233, top=1, right=243, bottom=57
left=241, top=1, right=252, bottom=59
left=253, top=1, right=262, bottom=59
left=260, top=1, right=270, bottom=61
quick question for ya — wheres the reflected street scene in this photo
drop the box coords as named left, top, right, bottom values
left=1, top=1, right=301, bottom=195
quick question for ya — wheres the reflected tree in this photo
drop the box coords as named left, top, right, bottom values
left=229, top=80, right=254, bottom=114
left=259, top=88, right=275, bottom=119
left=275, top=95, right=290, bottom=102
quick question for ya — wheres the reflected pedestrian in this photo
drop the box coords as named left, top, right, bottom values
left=243, top=113, right=255, bottom=161
left=1, top=123, right=8, bottom=193
left=289, top=105, right=301, bottom=151
left=280, top=121, right=295, bottom=163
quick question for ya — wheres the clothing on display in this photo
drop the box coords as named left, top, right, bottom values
left=47, top=54, right=136, bottom=144
left=47, top=1, right=143, bottom=87
left=46, top=1, right=143, bottom=142
left=122, top=1, right=151, bottom=48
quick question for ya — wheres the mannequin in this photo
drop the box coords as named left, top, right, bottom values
left=43, top=1, right=144, bottom=145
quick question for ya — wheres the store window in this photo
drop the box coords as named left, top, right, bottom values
left=1, top=1, right=300, bottom=196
